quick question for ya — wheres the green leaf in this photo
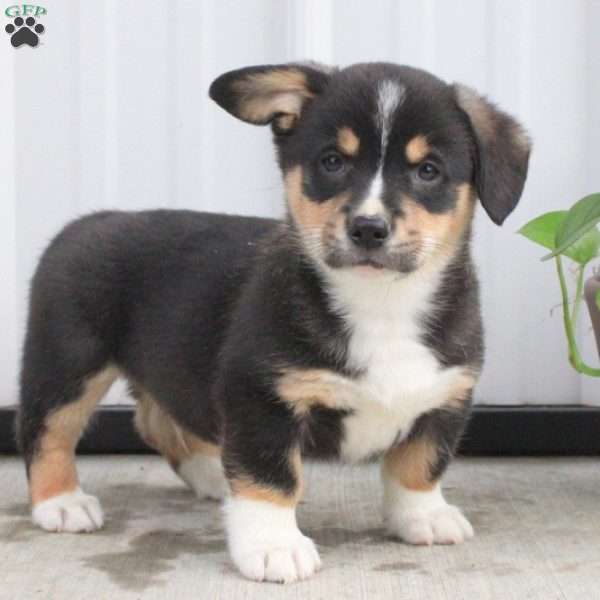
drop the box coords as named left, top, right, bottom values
left=596, top=288, right=600, bottom=311
left=566, top=226, right=600, bottom=265
left=518, top=210, right=599, bottom=263
left=518, top=211, right=566, bottom=250
left=542, top=193, right=600, bottom=260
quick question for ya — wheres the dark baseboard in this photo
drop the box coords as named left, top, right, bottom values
left=1, top=405, right=600, bottom=456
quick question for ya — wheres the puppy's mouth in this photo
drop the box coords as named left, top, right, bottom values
left=355, top=258, right=385, bottom=269
left=323, top=245, right=419, bottom=274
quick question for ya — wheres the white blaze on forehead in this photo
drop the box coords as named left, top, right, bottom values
left=357, top=80, right=406, bottom=217
left=377, top=80, right=405, bottom=153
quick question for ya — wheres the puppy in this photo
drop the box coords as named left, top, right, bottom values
left=17, top=62, right=530, bottom=583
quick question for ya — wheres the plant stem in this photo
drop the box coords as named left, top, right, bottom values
left=556, top=256, right=600, bottom=377
left=571, top=263, right=585, bottom=323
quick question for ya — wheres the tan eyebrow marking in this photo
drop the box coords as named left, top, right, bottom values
left=405, top=134, right=430, bottom=164
left=337, top=126, right=360, bottom=156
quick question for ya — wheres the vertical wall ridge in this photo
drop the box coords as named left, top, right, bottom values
left=104, top=0, right=118, bottom=208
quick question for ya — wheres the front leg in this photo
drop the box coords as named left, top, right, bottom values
left=382, top=402, right=474, bottom=546
left=222, top=395, right=320, bottom=583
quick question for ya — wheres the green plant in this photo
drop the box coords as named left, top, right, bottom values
left=518, top=193, right=600, bottom=376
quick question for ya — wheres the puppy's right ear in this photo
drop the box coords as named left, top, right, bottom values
left=209, top=63, right=332, bottom=131
left=453, top=84, right=531, bottom=226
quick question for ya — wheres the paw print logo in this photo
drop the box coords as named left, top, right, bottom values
left=5, top=16, right=45, bottom=48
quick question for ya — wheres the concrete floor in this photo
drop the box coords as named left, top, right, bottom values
left=1, top=456, right=600, bottom=600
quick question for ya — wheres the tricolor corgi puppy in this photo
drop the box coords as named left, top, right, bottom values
left=18, top=61, right=530, bottom=583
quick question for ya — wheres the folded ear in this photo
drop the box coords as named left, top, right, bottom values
left=209, top=63, right=333, bottom=132
left=453, top=84, right=531, bottom=225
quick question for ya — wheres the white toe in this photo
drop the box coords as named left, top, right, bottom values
left=294, top=536, right=321, bottom=579
left=431, top=505, right=473, bottom=544
left=238, top=551, right=267, bottom=582
left=400, top=516, right=435, bottom=546
left=265, top=548, right=297, bottom=583
left=32, top=488, right=104, bottom=533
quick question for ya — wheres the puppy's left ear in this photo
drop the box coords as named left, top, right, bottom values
left=209, top=63, right=332, bottom=132
left=453, top=84, right=531, bottom=225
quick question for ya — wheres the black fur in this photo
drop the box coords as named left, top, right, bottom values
left=18, top=211, right=276, bottom=465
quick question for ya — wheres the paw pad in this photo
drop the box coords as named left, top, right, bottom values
left=5, top=16, right=45, bottom=48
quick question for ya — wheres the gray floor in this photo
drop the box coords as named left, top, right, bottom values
left=1, top=456, right=600, bottom=600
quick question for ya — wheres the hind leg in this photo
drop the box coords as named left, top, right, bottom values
left=133, top=389, right=228, bottom=501
left=19, top=366, right=118, bottom=533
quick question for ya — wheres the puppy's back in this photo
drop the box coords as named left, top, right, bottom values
left=18, top=209, right=277, bottom=462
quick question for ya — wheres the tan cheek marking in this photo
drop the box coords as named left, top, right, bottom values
left=230, top=447, right=303, bottom=508
left=383, top=437, right=438, bottom=491
left=394, top=185, right=475, bottom=260
left=337, top=126, right=360, bottom=156
left=234, top=69, right=313, bottom=123
left=285, top=166, right=346, bottom=244
left=405, top=135, right=430, bottom=164
left=133, top=387, right=220, bottom=471
left=30, top=367, right=119, bottom=505
left=445, top=183, right=476, bottom=247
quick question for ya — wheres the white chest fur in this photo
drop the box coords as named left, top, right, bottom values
left=324, top=267, right=462, bottom=463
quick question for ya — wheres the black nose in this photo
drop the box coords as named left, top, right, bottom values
left=348, top=216, right=390, bottom=250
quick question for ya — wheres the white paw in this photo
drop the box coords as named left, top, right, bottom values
left=383, top=481, right=473, bottom=546
left=387, top=502, right=474, bottom=545
left=177, top=454, right=228, bottom=501
left=236, top=533, right=321, bottom=583
left=225, top=497, right=321, bottom=583
left=32, top=488, right=104, bottom=533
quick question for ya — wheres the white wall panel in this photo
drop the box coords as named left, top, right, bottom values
left=0, top=30, right=18, bottom=408
left=1, top=0, right=599, bottom=406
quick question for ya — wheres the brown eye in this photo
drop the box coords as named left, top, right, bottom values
left=321, top=152, right=345, bottom=173
left=417, top=161, right=440, bottom=182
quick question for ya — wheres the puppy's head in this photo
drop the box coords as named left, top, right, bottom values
left=210, top=62, right=530, bottom=275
